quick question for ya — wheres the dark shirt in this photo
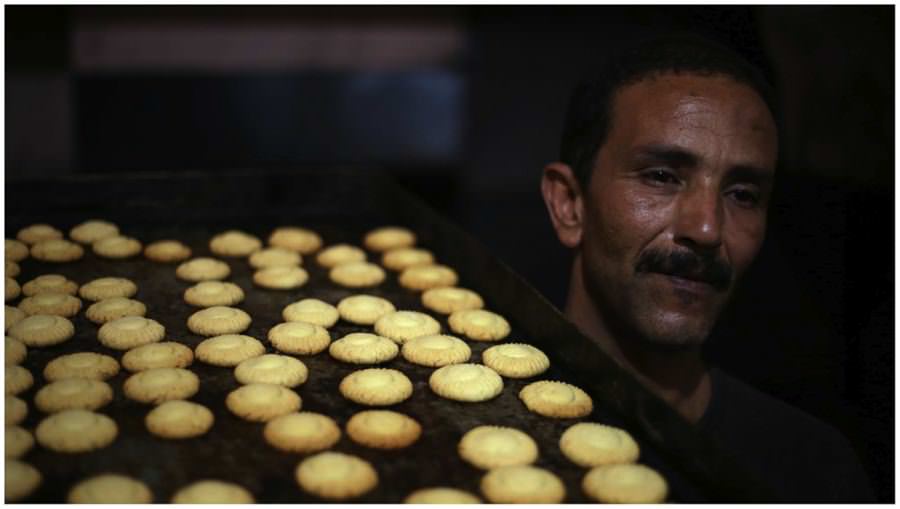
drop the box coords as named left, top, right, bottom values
left=698, top=367, right=875, bottom=502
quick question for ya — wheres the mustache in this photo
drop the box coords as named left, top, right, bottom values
left=636, top=248, right=733, bottom=291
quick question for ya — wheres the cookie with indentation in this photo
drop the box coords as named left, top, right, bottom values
left=295, top=451, right=378, bottom=500
left=336, top=294, right=395, bottom=325
left=330, top=261, right=386, bottom=288
left=122, top=342, right=194, bottom=372
left=346, top=410, right=421, bottom=449
left=123, top=368, right=199, bottom=405
left=8, top=315, right=74, bottom=347
left=21, top=274, right=78, bottom=297
left=421, top=286, right=484, bottom=314
left=5, top=261, right=19, bottom=279
left=582, top=463, right=668, bottom=504
left=183, top=281, right=244, bottom=308
left=79, top=277, right=137, bottom=301
left=252, top=265, right=309, bottom=290
left=35, top=378, right=113, bottom=413
left=248, top=247, right=301, bottom=269
left=560, top=422, right=640, bottom=467
left=339, top=368, right=413, bottom=406
left=429, top=363, right=504, bottom=402
left=459, top=425, right=538, bottom=470
left=69, top=220, right=119, bottom=245
left=264, top=411, right=341, bottom=453
left=5, top=239, right=30, bottom=262
left=234, top=354, right=308, bottom=387
left=5, top=365, right=33, bottom=395
left=399, top=264, right=458, bottom=291
left=67, top=474, right=153, bottom=503
left=268, top=226, right=322, bottom=255
left=482, top=343, right=550, bottom=378
left=404, top=487, right=481, bottom=504
left=268, top=322, right=331, bottom=355
left=144, top=239, right=192, bottom=263
left=5, top=337, right=26, bottom=365
left=85, top=297, right=146, bottom=324
left=281, top=298, right=338, bottom=328
left=5, top=426, right=34, bottom=459
left=401, top=334, right=471, bottom=367
left=6, top=278, right=20, bottom=302
left=374, top=310, right=440, bottom=344
left=170, top=480, right=255, bottom=504
left=381, top=247, right=434, bottom=271
left=519, top=380, right=593, bottom=419
left=480, top=465, right=566, bottom=503
left=17, top=224, right=62, bottom=245
left=448, top=309, right=510, bottom=342
left=5, top=307, right=25, bottom=332
left=176, top=257, right=231, bottom=282
left=44, top=352, right=120, bottom=382
left=92, top=235, right=142, bottom=259
left=35, top=409, right=118, bottom=452
left=98, top=316, right=165, bottom=350
left=209, top=230, right=262, bottom=257
left=18, top=292, right=81, bottom=317
left=225, top=383, right=301, bottom=422
left=363, top=226, right=416, bottom=252
left=316, top=244, right=366, bottom=268
left=31, top=239, right=84, bottom=263
left=6, top=395, right=27, bottom=425
left=194, top=334, right=264, bottom=367
left=145, top=399, right=214, bottom=439
left=329, top=332, right=398, bottom=365
left=5, top=460, right=41, bottom=501
left=187, top=306, right=251, bottom=336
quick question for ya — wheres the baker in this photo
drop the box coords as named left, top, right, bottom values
left=540, top=34, right=873, bottom=502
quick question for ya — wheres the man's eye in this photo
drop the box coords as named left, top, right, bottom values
left=729, top=188, right=761, bottom=206
left=642, top=169, right=679, bottom=185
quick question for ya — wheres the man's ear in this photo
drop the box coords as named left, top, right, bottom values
left=541, top=162, right=585, bottom=248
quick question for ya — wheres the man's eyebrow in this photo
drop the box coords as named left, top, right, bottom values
left=631, top=144, right=699, bottom=168
left=727, top=165, right=774, bottom=187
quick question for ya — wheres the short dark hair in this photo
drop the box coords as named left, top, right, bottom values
left=560, top=33, right=778, bottom=187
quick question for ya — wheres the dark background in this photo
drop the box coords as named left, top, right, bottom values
left=6, top=5, right=894, bottom=502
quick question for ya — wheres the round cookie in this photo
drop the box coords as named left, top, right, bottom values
left=363, top=226, right=416, bottom=252
left=5, top=336, right=26, bottom=365
left=43, top=352, right=120, bottom=381
left=18, top=292, right=81, bottom=317
left=17, top=223, right=63, bottom=245
left=209, top=230, right=262, bottom=257
left=98, top=316, right=166, bottom=350
left=92, top=235, right=143, bottom=259
left=8, top=314, right=74, bottom=347
left=234, top=354, right=308, bottom=387
left=123, top=368, right=200, bottom=404
left=78, top=276, right=137, bottom=301
left=194, top=334, right=264, bottom=366
left=5, top=239, right=30, bottom=262
left=339, top=368, right=413, bottom=406
left=69, top=219, right=119, bottom=245
left=448, top=309, right=510, bottom=341
left=263, top=411, right=341, bottom=453
left=399, top=264, right=458, bottom=291
left=345, top=409, right=421, bottom=449
left=401, top=334, right=471, bottom=367
left=187, top=306, right=251, bottom=336
left=5, top=426, right=34, bottom=458
left=30, top=239, right=84, bottom=263
left=145, top=399, right=215, bottom=439
left=295, top=451, right=378, bottom=500
left=183, top=281, right=245, bottom=307
left=6, top=277, right=20, bottom=302
left=122, top=341, right=194, bottom=372
left=225, top=383, right=301, bottom=422
left=176, top=257, right=231, bottom=282
left=519, top=380, right=593, bottom=419
left=482, top=343, right=550, bottom=378
left=5, top=260, right=19, bottom=279
left=421, top=286, right=484, bottom=314
left=5, top=306, right=26, bottom=332
left=252, top=265, right=309, bottom=289
left=560, top=422, right=640, bottom=467
left=85, top=297, right=147, bottom=324
left=67, top=474, right=153, bottom=504
left=458, top=425, right=539, bottom=470
left=480, top=465, right=566, bottom=503
left=171, top=480, right=255, bottom=503
left=35, top=409, right=118, bottom=452
left=268, top=226, right=323, bottom=254
left=381, top=247, right=434, bottom=271
left=404, top=487, right=481, bottom=504
left=316, top=243, right=366, bottom=268
left=144, top=239, right=192, bottom=263
left=268, top=322, right=331, bottom=355
left=282, top=298, right=339, bottom=327
left=35, top=378, right=113, bottom=413
left=6, top=395, right=27, bottom=425
left=581, top=463, right=668, bottom=504
left=373, top=310, right=441, bottom=344
left=5, top=365, right=33, bottom=395
left=248, top=247, right=301, bottom=269
left=329, top=261, right=386, bottom=288
left=429, top=363, right=504, bottom=402
left=5, top=460, right=42, bottom=502
left=336, top=294, right=396, bottom=325
left=329, top=332, right=399, bottom=365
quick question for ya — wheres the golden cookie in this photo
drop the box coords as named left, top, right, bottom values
left=194, top=334, right=264, bottom=366
left=6, top=395, right=27, bottom=425
left=176, top=257, right=231, bottom=282
left=183, top=281, right=244, bottom=308
left=329, top=332, right=399, bottom=365
left=18, top=292, right=81, bottom=317
left=482, top=343, right=550, bottom=378
left=209, top=230, right=262, bottom=257
left=225, top=383, right=301, bottom=422
left=560, top=422, right=640, bottom=467
left=8, top=314, right=74, bottom=347
left=121, top=341, right=194, bottom=372
left=399, top=264, right=458, bottom=291
left=316, top=244, right=366, bottom=268
left=264, top=411, right=341, bottom=453
left=480, top=465, right=566, bottom=503
left=5, top=337, right=26, bottom=365
left=248, top=247, right=301, bottom=269
left=404, top=487, right=481, bottom=504
left=363, top=226, right=416, bottom=252
left=187, top=306, right=251, bottom=336
left=123, top=368, right=199, bottom=405
left=268, top=322, right=331, bottom=355
left=69, top=219, right=119, bottom=245
left=5, top=426, right=34, bottom=458
left=252, top=265, right=309, bottom=289
left=78, top=276, right=137, bottom=301
left=519, top=380, right=593, bottom=419
left=373, top=310, right=441, bottom=344
left=421, top=286, right=484, bottom=314
left=582, top=463, right=668, bottom=504
left=5, top=459, right=42, bottom=501
left=268, top=226, right=322, bottom=254
left=170, top=480, right=254, bottom=503
left=5, top=261, right=19, bottom=279
left=336, top=294, right=396, bottom=325
left=5, top=306, right=26, bottom=332
left=30, top=239, right=84, bottom=263
left=429, top=363, right=504, bottom=402
left=282, top=298, right=339, bottom=327
left=330, top=261, right=386, bottom=288
left=5, top=277, right=20, bottom=302
left=401, top=334, right=471, bottom=367
left=5, top=365, right=33, bottom=395
left=339, top=368, right=413, bottom=406
left=35, top=378, right=113, bottom=413
left=35, top=409, right=118, bottom=452
left=234, top=354, right=308, bottom=387
left=17, top=224, right=62, bottom=245
left=459, top=425, right=539, bottom=470
left=295, top=451, right=378, bottom=500
left=346, top=409, right=421, bottom=449
left=381, top=247, right=434, bottom=271
left=43, top=352, right=120, bottom=381
left=5, top=239, right=30, bottom=262
left=448, top=309, right=510, bottom=341
left=144, top=239, right=192, bottom=263
left=67, top=474, right=153, bottom=503
left=85, top=297, right=146, bottom=324
left=98, top=316, right=166, bottom=350
left=145, top=399, right=215, bottom=439
left=92, top=235, right=143, bottom=259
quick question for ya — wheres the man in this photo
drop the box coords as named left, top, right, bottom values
left=540, top=35, right=873, bottom=502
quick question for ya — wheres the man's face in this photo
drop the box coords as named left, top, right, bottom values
left=580, top=73, right=777, bottom=349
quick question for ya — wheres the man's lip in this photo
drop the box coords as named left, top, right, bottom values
left=657, top=273, right=717, bottom=293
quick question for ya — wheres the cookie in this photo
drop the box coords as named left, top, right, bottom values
left=176, top=257, right=231, bottom=282
left=295, top=451, right=378, bottom=500
left=381, top=247, right=434, bottom=271
left=336, top=294, right=396, bottom=325
left=145, top=399, right=215, bottom=439
left=35, top=409, right=118, bottom=452
left=398, top=264, right=458, bottom=291
left=43, top=352, right=120, bottom=381
left=98, top=316, right=166, bottom=350
left=459, top=425, right=539, bottom=470
left=5, top=239, right=30, bottom=262
left=79, top=276, right=137, bottom=301
left=5, top=460, right=42, bottom=501
left=6, top=395, right=27, bottom=425
left=183, top=280, right=245, bottom=308
left=252, top=265, right=309, bottom=289
left=448, top=309, right=510, bottom=341
left=67, top=474, right=153, bottom=503
left=35, top=378, right=113, bottom=413
left=30, top=239, right=84, bottom=263
left=5, top=426, right=34, bottom=458
left=121, top=341, right=194, bottom=372
left=187, top=306, right=252, bottom=336
left=18, top=292, right=81, bottom=317
left=5, top=261, right=19, bottom=279
left=92, top=235, right=143, bottom=259
left=268, top=226, right=323, bottom=254
left=404, top=487, right=481, bottom=504
left=421, top=286, right=484, bottom=314
left=316, top=243, right=366, bottom=268
left=560, top=422, right=640, bottom=467
left=401, top=334, right=471, bottom=367
left=282, top=298, right=339, bottom=327
left=5, top=337, right=26, bottom=365
left=373, top=310, right=441, bottom=344
left=330, top=261, right=386, bottom=288
left=519, top=380, right=593, bottom=419
left=225, top=383, right=301, bottom=422
left=8, top=315, right=74, bottom=347
left=170, top=480, right=255, bottom=503
left=582, top=463, right=668, bottom=504
left=234, top=354, right=308, bottom=387
left=480, top=465, right=566, bottom=503
left=5, top=365, right=33, bottom=395
left=345, top=409, right=421, bottom=449
left=5, top=277, right=20, bottom=302
left=85, top=297, right=147, bottom=324
left=5, top=306, right=26, bottom=332
left=144, top=239, right=192, bottom=263
left=268, top=322, right=331, bottom=355
left=17, top=224, right=62, bottom=245
left=339, top=368, right=413, bottom=406
left=248, top=247, right=301, bottom=269
left=263, top=411, right=341, bottom=453
left=329, top=332, right=399, bottom=365
left=69, top=219, right=119, bottom=245
left=482, top=343, right=550, bottom=378
left=123, top=368, right=200, bottom=404
left=209, top=230, right=262, bottom=257
left=429, top=363, right=504, bottom=402
left=363, top=226, right=416, bottom=252
left=194, top=334, right=265, bottom=366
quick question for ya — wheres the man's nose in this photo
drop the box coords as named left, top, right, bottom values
left=673, top=185, right=723, bottom=251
